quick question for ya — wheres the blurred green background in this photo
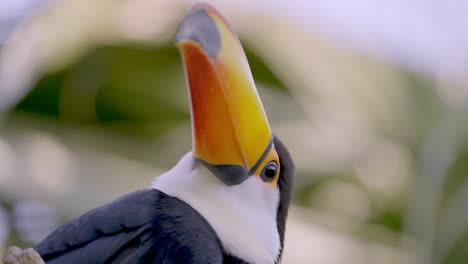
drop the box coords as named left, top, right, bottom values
left=1, top=0, right=468, bottom=263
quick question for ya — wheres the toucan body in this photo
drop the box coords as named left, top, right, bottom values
left=35, top=3, right=294, bottom=264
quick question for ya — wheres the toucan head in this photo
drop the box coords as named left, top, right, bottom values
left=173, top=3, right=294, bottom=262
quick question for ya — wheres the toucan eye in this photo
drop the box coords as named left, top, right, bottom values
left=261, top=161, right=278, bottom=182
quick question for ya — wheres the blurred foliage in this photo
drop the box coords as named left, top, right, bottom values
left=14, top=45, right=188, bottom=136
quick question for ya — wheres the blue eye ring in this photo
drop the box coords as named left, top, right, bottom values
left=261, top=161, right=278, bottom=182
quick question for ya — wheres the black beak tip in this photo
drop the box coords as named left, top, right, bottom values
left=175, top=6, right=221, bottom=58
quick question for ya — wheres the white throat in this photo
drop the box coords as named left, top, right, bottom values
left=152, top=153, right=280, bottom=264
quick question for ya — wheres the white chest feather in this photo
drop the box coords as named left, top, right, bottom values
left=152, top=153, right=280, bottom=264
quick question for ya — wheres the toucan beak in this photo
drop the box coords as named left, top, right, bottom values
left=175, top=3, right=273, bottom=185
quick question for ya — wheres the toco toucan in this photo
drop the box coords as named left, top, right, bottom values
left=34, top=3, right=294, bottom=264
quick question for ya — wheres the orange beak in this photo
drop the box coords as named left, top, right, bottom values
left=175, top=3, right=274, bottom=185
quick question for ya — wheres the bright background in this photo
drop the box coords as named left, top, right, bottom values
left=1, top=0, right=468, bottom=263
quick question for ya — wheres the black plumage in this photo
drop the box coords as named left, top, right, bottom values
left=273, top=136, right=295, bottom=261
left=36, top=190, right=248, bottom=264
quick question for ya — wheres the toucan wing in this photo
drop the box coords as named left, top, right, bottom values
left=35, top=189, right=224, bottom=264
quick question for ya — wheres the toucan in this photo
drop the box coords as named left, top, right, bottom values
left=34, top=3, right=294, bottom=264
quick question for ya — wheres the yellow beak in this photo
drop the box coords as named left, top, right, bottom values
left=175, top=3, right=274, bottom=185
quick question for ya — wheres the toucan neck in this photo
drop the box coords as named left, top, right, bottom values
left=152, top=153, right=282, bottom=264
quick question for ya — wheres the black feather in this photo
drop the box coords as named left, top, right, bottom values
left=273, top=135, right=295, bottom=262
left=35, top=189, right=226, bottom=264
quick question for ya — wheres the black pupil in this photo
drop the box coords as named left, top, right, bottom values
left=265, top=164, right=277, bottom=179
